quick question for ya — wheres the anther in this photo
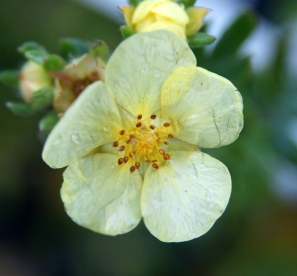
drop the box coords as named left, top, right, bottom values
left=164, top=122, right=170, bottom=127
left=150, top=125, right=155, bottom=130
left=126, top=140, right=131, bottom=144
left=145, top=160, right=150, bottom=163
left=168, top=133, right=174, bottom=138
left=136, top=122, right=142, bottom=128
left=129, top=134, right=133, bottom=140
left=112, top=141, right=119, bottom=147
left=130, top=166, right=136, bottom=173
left=152, top=163, right=159, bottom=169
left=164, top=141, right=169, bottom=145
left=151, top=160, right=157, bottom=163
left=163, top=154, right=171, bottom=160
left=118, top=158, right=124, bottom=165
left=123, top=156, right=129, bottom=163
left=129, top=152, right=133, bottom=157
left=118, top=146, right=125, bottom=151
left=150, top=114, right=156, bottom=120
left=159, top=149, right=165, bottom=155
left=119, top=130, right=125, bottom=135
left=137, top=114, right=142, bottom=120
left=135, top=162, right=140, bottom=169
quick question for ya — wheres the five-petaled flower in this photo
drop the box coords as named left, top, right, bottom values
left=120, top=0, right=210, bottom=40
left=42, top=30, right=243, bottom=242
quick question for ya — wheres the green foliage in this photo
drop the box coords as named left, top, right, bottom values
left=187, top=32, right=216, bottom=48
left=43, top=54, right=66, bottom=72
left=128, top=0, right=142, bottom=7
left=24, top=49, right=48, bottom=65
left=17, top=41, right=47, bottom=55
left=89, top=40, right=109, bottom=62
left=5, top=101, right=36, bottom=116
left=212, top=10, right=258, bottom=59
left=0, top=70, right=19, bottom=87
left=177, top=0, right=196, bottom=8
left=120, top=25, right=134, bottom=38
left=39, top=110, right=60, bottom=133
left=31, top=87, right=54, bottom=110
left=59, top=37, right=89, bottom=60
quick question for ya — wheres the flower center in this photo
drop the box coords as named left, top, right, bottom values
left=113, top=114, right=173, bottom=173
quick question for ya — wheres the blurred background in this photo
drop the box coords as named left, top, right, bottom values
left=1, top=0, right=297, bottom=275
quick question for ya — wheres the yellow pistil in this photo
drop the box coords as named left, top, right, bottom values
left=114, top=114, right=172, bottom=172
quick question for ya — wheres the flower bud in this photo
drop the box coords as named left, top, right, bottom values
left=120, top=0, right=210, bottom=40
left=19, top=61, right=52, bottom=103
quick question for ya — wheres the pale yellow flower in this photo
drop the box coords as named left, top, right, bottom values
left=52, top=54, right=105, bottom=111
left=42, top=31, right=243, bottom=242
left=121, top=0, right=210, bottom=39
left=19, top=61, right=52, bottom=103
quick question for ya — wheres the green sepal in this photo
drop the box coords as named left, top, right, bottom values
left=59, top=38, right=89, bottom=59
left=212, top=10, right=258, bottom=59
left=0, top=70, right=20, bottom=87
left=24, top=50, right=48, bottom=65
left=39, top=110, right=60, bottom=133
left=177, top=0, right=196, bottom=8
left=188, top=33, right=216, bottom=48
left=17, top=41, right=47, bottom=55
left=31, top=87, right=53, bottom=110
left=128, top=0, right=142, bottom=7
left=5, top=102, right=36, bottom=116
left=89, top=40, right=109, bottom=62
left=120, top=25, right=134, bottom=38
left=43, top=54, right=66, bottom=72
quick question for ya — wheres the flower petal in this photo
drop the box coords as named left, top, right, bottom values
left=141, top=151, right=231, bottom=242
left=141, top=21, right=187, bottom=40
left=105, top=30, right=196, bottom=118
left=131, top=0, right=164, bottom=24
left=186, top=7, right=210, bottom=36
left=61, top=153, right=142, bottom=235
left=120, top=6, right=135, bottom=28
left=42, top=81, right=123, bottom=168
left=161, top=66, right=243, bottom=148
left=152, top=2, right=190, bottom=26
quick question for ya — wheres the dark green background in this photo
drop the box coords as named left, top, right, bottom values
left=1, top=0, right=297, bottom=275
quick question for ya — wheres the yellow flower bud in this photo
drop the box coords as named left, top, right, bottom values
left=120, top=0, right=210, bottom=40
left=19, top=61, right=52, bottom=103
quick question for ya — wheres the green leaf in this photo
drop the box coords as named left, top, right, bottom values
left=17, top=41, right=47, bottom=55
left=128, top=0, right=142, bottom=6
left=5, top=102, right=36, bottom=116
left=120, top=25, right=134, bottom=38
left=212, top=10, right=258, bottom=59
left=177, top=0, right=196, bottom=8
left=59, top=38, right=89, bottom=59
left=187, top=33, right=216, bottom=48
left=31, top=87, right=53, bottom=109
left=0, top=70, right=19, bottom=87
left=89, top=40, right=109, bottom=62
left=24, top=50, right=48, bottom=65
left=43, top=54, right=66, bottom=72
left=39, top=110, right=60, bottom=133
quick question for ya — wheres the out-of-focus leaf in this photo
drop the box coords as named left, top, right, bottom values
left=188, top=32, right=216, bottom=48
left=39, top=110, right=60, bottom=133
left=0, top=70, right=19, bottom=87
left=178, top=0, right=196, bottom=8
left=5, top=102, right=36, bottom=116
left=59, top=38, right=89, bottom=60
left=17, top=41, right=47, bottom=55
left=89, top=40, right=109, bottom=62
left=120, top=25, right=134, bottom=38
left=24, top=50, right=48, bottom=65
left=43, top=54, right=65, bottom=72
left=31, top=87, right=53, bottom=109
left=128, top=0, right=142, bottom=6
left=212, top=10, right=258, bottom=59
